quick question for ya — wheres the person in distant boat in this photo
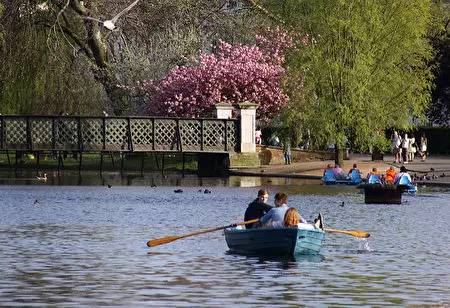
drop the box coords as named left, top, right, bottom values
left=332, top=164, right=346, bottom=180
left=394, top=166, right=412, bottom=184
left=367, top=167, right=382, bottom=184
left=384, top=166, right=397, bottom=184
left=260, top=192, right=301, bottom=228
left=347, top=163, right=362, bottom=183
left=244, top=189, right=272, bottom=229
left=323, top=164, right=336, bottom=183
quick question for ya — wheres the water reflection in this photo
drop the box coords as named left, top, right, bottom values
left=1, top=177, right=450, bottom=306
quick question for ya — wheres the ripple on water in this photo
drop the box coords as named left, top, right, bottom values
left=0, top=184, right=449, bottom=306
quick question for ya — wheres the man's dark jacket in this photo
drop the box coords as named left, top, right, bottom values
left=244, top=199, right=273, bottom=229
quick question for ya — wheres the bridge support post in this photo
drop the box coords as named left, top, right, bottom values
left=237, top=102, right=258, bottom=153
left=215, top=102, right=233, bottom=119
left=198, top=153, right=230, bottom=177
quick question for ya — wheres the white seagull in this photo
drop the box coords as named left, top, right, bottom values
left=83, top=0, right=140, bottom=31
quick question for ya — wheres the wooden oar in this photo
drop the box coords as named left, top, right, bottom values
left=324, top=228, right=370, bottom=238
left=147, top=218, right=260, bottom=247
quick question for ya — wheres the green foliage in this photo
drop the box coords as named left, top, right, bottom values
left=270, top=0, right=434, bottom=152
left=0, top=0, right=266, bottom=115
left=0, top=2, right=106, bottom=115
left=428, top=1, right=450, bottom=124
left=0, top=2, right=4, bottom=43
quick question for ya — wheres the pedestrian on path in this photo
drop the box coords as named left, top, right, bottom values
left=283, top=139, right=292, bottom=165
left=391, top=131, right=402, bottom=163
left=419, top=133, right=428, bottom=161
left=401, top=133, right=410, bottom=163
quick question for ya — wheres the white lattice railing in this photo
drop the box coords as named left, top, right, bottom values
left=0, top=115, right=239, bottom=153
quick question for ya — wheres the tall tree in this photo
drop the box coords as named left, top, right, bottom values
left=265, top=0, right=434, bottom=162
left=133, top=28, right=293, bottom=120
left=0, top=0, right=264, bottom=115
left=428, top=1, right=450, bottom=125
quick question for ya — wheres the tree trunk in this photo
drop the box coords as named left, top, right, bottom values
left=334, top=143, right=343, bottom=166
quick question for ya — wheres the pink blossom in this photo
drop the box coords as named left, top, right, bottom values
left=133, top=28, right=296, bottom=120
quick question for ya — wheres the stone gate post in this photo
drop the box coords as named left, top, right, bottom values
left=214, top=102, right=233, bottom=119
left=237, top=102, right=258, bottom=153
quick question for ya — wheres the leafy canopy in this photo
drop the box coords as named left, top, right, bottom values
left=270, top=0, right=434, bottom=151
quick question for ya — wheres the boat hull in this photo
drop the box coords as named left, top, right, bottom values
left=224, top=227, right=325, bottom=256
left=357, top=184, right=417, bottom=204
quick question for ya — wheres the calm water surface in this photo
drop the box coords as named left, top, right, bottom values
left=0, top=173, right=449, bottom=307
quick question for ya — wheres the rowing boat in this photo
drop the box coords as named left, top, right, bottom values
left=224, top=227, right=325, bottom=256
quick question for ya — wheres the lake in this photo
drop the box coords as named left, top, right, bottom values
left=0, top=173, right=449, bottom=307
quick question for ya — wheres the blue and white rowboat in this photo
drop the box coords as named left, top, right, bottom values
left=224, top=227, right=325, bottom=256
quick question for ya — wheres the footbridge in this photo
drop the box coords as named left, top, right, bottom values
left=0, top=102, right=258, bottom=175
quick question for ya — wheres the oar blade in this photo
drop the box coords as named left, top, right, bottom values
left=351, top=230, right=370, bottom=238
left=147, top=236, right=180, bottom=247
left=324, top=228, right=370, bottom=238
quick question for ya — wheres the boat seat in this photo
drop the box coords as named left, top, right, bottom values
left=297, top=223, right=316, bottom=230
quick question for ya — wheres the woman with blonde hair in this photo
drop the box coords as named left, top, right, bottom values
left=284, top=207, right=301, bottom=227
left=284, top=207, right=325, bottom=230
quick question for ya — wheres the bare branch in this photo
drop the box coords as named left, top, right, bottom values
left=241, top=0, right=285, bottom=25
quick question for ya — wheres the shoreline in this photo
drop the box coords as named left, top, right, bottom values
left=230, top=154, right=450, bottom=187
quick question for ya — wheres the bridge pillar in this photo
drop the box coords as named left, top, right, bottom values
left=215, top=102, right=233, bottom=119
left=238, top=102, right=258, bottom=153
left=197, top=153, right=230, bottom=177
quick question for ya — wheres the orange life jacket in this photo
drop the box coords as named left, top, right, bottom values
left=385, top=169, right=396, bottom=183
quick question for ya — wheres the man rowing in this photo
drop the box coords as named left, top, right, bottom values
left=244, top=189, right=273, bottom=229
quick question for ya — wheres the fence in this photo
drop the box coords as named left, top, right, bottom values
left=0, top=115, right=239, bottom=153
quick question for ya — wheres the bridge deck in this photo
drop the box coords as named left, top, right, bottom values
left=0, top=115, right=238, bottom=154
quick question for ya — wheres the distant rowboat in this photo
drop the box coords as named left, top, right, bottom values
left=224, top=227, right=325, bottom=256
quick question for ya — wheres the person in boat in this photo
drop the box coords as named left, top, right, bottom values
left=394, top=166, right=413, bottom=185
left=332, top=164, right=347, bottom=180
left=322, top=164, right=336, bottom=183
left=260, top=192, right=304, bottom=228
left=367, top=167, right=382, bottom=184
left=244, top=189, right=272, bottom=229
left=284, top=207, right=300, bottom=227
left=347, top=163, right=362, bottom=183
left=385, top=166, right=397, bottom=184
left=284, top=207, right=324, bottom=230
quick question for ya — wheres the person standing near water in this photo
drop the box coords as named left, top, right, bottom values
left=283, top=139, right=292, bottom=165
left=401, top=133, right=410, bottom=163
left=244, top=189, right=272, bottom=229
left=419, top=133, right=428, bottom=161
left=391, top=131, right=402, bottom=163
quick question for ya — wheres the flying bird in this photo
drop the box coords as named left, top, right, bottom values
left=83, top=0, right=140, bottom=31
